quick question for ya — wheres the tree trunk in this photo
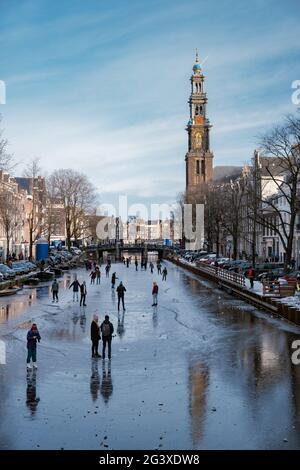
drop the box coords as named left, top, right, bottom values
left=66, top=224, right=72, bottom=251
left=233, top=236, right=238, bottom=260
left=284, top=213, right=296, bottom=272
left=6, top=235, right=10, bottom=263
left=29, top=226, right=33, bottom=259
left=216, top=227, right=220, bottom=257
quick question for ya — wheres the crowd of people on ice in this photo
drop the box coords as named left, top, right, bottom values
left=26, top=256, right=168, bottom=369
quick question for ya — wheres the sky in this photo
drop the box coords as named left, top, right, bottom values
left=0, top=0, right=300, bottom=211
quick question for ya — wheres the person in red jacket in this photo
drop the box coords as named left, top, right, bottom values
left=152, top=282, right=159, bottom=306
left=247, top=266, right=255, bottom=289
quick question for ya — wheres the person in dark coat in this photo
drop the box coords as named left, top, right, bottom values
left=26, top=324, right=41, bottom=369
left=111, top=272, right=118, bottom=289
left=69, top=276, right=80, bottom=301
left=96, top=266, right=101, bottom=285
left=91, top=314, right=101, bottom=358
left=162, top=267, right=168, bottom=281
left=51, top=279, right=59, bottom=302
left=105, top=264, right=110, bottom=277
left=116, top=281, right=127, bottom=311
left=100, top=315, right=114, bottom=360
left=80, top=281, right=87, bottom=306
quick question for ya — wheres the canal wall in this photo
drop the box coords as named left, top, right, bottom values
left=166, top=256, right=300, bottom=328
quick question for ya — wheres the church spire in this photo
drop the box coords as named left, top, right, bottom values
left=185, top=50, right=213, bottom=192
left=193, top=49, right=201, bottom=74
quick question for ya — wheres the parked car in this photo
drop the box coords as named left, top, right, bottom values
left=199, top=254, right=217, bottom=264
left=70, top=247, right=82, bottom=255
left=12, top=262, right=30, bottom=274
left=0, top=264, right=16, bottom=279
left=257, top=268, right=285, bottom=282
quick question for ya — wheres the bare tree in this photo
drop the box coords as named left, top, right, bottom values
left=0, top=115, right=14, bottom=171
left=220, top=179, right=245, bottom=260
left=0, top=191, right=22, bottom=262
left=42, top=175, right=59, bottom=244
left=22, top=157, right=44, bottom=259
left=50, top=169, right=96, bottom=250
left=258, top=113, right=300, bottom=271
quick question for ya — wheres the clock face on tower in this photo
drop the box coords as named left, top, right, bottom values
left=194, top=115, right=204, bottom=125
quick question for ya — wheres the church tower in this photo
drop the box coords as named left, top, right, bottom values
left=185, top=51, right=213, bottom=195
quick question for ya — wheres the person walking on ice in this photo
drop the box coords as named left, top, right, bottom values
left=51, top=279, right=59, bottom=303
left=152, top=282, right=158, bottom=306
left=150, top=262, right=154, bottom=274
left=26, top=323, right=41, bottom=370
left=80, top=281, right=87, bottom=306
left=91, top=314, right=101, bottom=358
left=69, top=276, right=80, bottom=301
left=90, top=270, right=96, bottom=285
left=162, top=267, right=168, bottom=281
left=111, top=272, right=118, bottom=289
left=105, top=264, right=110, bottom=278
left=100, top=315, right=114, bottom=360
left=117, top=281, right=127, bottom=311
left=157, top=261, right=162, bottom=275
left=96, top=266, right=101, bottom=285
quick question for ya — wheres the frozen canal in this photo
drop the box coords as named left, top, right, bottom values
left=1, top=257, right=300, bottom=450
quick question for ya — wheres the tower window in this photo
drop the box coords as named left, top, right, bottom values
left=196, top=160, right=200, bottom=175
left=201, top=160, right=205, bottom=175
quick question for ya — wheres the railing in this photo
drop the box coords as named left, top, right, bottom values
left=84, top=242, right=166, bottom=251
left=196, top=263, right=246, bottom=287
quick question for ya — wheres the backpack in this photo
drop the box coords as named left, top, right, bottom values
left=102, top=322, right=111, bottom=337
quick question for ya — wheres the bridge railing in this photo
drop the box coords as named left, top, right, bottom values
left=196, top=263, right=246, bottom=287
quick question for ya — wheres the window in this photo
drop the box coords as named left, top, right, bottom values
left=196, top=160, right=200, bottom=175
left=201, top=160, right=205, bottom=175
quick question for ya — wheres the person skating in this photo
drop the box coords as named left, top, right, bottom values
left=126, top=258, right=130, bottom=268
left=96, top=266, right=101, bottom=285
left=150, top=262, right=154, bottom=274
left=91, top=314, right=101, bottom=358
left=157, top=262, right=162, bottom=275
left=51, top=279, right=59, bottom=303
left=80, top=281, right=87, bottom=306
left=90, top=270, right=96, bottom=285
left=100, top=315, right=114, bottom=360
left=26, top=323, right=41, bottom=370
left=111, top=272, right=118, bottom=289
left=135, top=258, right=138, bottom=271
left=105, top=264, right=110, bottom=278
left=69, top=276, right=80, bottom=301
left=162, top=267, right=168, bottom=281
left=117, top=281, right=127, bottom=311
left=152, top=282, right=158, bottom=306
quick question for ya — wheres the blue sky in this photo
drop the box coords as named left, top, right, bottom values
left=1, top=0, right=300, bottom=208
